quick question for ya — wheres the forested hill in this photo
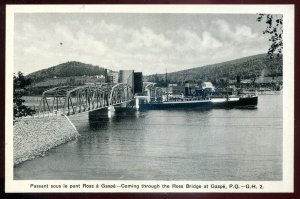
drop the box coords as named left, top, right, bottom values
left=146, top=54, right=283, bottom=85
left=26, top=61, right=106, bottom=82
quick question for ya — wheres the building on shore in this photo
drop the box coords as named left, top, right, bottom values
left=107, top=71, right=119, bottom=83
left=119, top=70, right=134, bottom=90
left=201, top=82, right=215, bottom=92
left=134, top=72, right=143, bottom=94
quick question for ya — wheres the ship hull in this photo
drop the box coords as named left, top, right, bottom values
left=139, top=96, right=258, bottom=110
left=140, top=100, right=213, bottom=110
left=212, top=96, right=258, bottom=109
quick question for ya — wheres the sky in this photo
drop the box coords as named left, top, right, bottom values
left=14, top=13, right=272, bottom=75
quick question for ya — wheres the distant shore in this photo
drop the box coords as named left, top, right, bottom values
left=13, top=115, right=80, bottom=166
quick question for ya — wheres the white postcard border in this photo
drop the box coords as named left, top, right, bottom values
left=5, top=4, right=295, bottom=193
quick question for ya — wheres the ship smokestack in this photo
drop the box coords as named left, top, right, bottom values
left=185, top=81, right=190, bottom=97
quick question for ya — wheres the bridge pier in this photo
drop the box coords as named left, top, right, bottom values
left=88, top=108, right=110, bottom=121
left=114, top=101, right=136, bottom=113
left=136, top=98, right=139, bottom=110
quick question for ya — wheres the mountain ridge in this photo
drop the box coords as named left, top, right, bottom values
left=25, top=53, right=283, bottom=86
left=26, top=61, right=107, bottom=82
left=145, top=53, right=283, bottom=85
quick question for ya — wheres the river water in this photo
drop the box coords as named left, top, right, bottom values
left=14, top=94, right=282, bottom=180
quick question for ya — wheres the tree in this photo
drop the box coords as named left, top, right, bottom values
left=257, top=14, right=283, bottom=58
left=14, top=71, right=35, bottom=118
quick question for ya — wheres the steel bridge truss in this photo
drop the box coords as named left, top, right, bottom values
left=143, top=82, right=163, bottom=102
left=39, top=83, right=133, bottom=116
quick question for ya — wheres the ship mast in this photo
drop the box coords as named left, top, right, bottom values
left=226, top=76, right=229, bottom=101
left=166, top=68, right=168, bottom=101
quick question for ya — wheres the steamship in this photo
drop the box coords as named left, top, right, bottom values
left=137, top=81, right=258, bottom=110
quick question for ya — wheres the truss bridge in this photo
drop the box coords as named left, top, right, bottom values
left=38, top=83, right=134, bottom=116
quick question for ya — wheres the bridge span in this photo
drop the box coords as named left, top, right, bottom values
left=38, top=83, right=134, bottom=116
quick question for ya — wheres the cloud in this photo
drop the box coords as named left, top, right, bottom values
left=126, top=27, right=172, bottom=53
left=169, top=29, right=223, bottom=58
left=234, top=25, right=258, bottom=42
left=210, top=20, right=233, bottom=41
left=14, top=15, right=267, bottom=75
left=210, top=19, right=258, bottom=43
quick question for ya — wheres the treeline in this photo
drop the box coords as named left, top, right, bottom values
left=146, top=54, right=282, bottom=86
left=26, top=76, right=106, bottom=95
left=26, top=61, right=106, bottom=82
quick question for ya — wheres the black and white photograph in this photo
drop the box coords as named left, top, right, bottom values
left=5, top=5, right=294, bottom=193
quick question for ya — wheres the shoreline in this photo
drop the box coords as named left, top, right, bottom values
left=13, top=115, right=80, bottom=166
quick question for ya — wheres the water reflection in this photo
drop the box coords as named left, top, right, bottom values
left=89, top=119, right=109, bottom=130
left=14, top=95, right=282, bottom=180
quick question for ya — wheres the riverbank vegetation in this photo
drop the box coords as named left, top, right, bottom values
left=14, top=72, right=35, bottom=118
